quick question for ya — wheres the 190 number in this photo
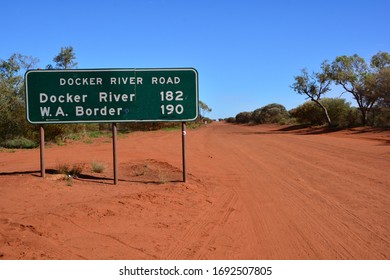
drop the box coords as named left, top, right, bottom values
left=161, top=104, right=184, bottom=115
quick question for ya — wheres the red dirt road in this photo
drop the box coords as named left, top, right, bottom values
left=0, top=123, right=389, bottom=259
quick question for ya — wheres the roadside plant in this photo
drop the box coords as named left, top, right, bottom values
left=57, top=162, right=84, bottom=178
left=91, top=161, right=106, bottom=173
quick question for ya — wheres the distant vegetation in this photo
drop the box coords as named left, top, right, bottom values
left=232, top=103, right=289, bottom=125
left=289, top=98, right=361, bottom=127
left=227, top=51, right=390, bottom=128
left=1, top=48, right=388, bottom=149
left=0, top=47, right=212, bottom=148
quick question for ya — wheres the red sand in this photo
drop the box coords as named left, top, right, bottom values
left=0, top=123, right=389, bottom=259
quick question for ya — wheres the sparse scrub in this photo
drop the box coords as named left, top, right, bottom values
left=91, top=161, right=106, bottom=173
left=65, top=176, right=73, bottom=186
left=1, top=137, right=38, bottom=149
left=157, top=170, right=168, bottom=184
left=88, top=131, right=109, bottom=138
left=57, top=162, right=84, bottom=177
left=83, top=138, right=93, bottom=144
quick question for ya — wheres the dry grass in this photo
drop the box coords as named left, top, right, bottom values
left=57, top=162, right=85, bottom=178
left=91, top=161, right=106, bottom=173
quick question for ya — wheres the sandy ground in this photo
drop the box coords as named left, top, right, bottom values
left=0, top=123, right=389, bottom=260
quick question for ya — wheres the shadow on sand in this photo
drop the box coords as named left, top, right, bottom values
left=0, top=169, right=183, bottom=185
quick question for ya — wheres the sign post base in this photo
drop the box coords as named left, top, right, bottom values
left=182, top=122, right=187, bottom=183
left=40, top=125, right=45, bottom=178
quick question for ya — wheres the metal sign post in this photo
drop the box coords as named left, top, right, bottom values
left=112, top=123, right=118, bottom=185
left=182, top=122, right=187, bottom=182
left=40, top=125, right=45, bottom=178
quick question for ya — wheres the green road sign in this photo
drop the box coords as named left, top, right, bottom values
left=25, top=68, right=198, bottom=124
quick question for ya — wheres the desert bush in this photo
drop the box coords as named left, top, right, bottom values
left=225, top=117, right=236, bottom=123
left=91, top=161, right=106, bottom=173
left=344, top=107, right=361, bottom=127
left=233, top=103, right=290, bottom=125
left=0, top=97, right=30, bottom=141
left=369, top=107, right=390, bottom=127
left=323, top=98, right=357, bottom=127
left=44, top=124, right=87, bottom=142
left=57, top=162, right=84, bottom=177
left=235, top=112, right=253, bottom=124
left=1, top=137, right=38, bottom=149
left=252, top=103, right=289, bottom=124
left=289, top=102, right=324, bottom=125
left=290, top=98, right=359, bottom=127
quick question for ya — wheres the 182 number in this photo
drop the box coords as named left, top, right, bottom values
left=160, top=91, right=183, bottom=101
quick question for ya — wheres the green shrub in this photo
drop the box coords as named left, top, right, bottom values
left=235, top=112, right=253, bottom=124
left=290, top=98, right=360, bottom=127
left=44, top=124, right=87, bottom=142
left=88, top=131, right=105, bottom=138
left=233, top=103, right=290, bottom=125
left=252, top=103, right=289, bottom=124
left=289, top=102, right=324, bottom=125
left=225, top=117, right=236, bottom=123
left=1, top=137, right=38, bottom=149
left=369, top=107, right=390, bottom=127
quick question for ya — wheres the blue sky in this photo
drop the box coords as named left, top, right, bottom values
left=2, top=0, right=390, bottom=119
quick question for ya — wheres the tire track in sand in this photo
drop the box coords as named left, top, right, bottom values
left=163, top=189, right=238, bottom=259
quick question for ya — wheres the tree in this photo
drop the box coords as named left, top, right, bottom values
left=291, top=61, right=332, bottom=126
left=199, top=100, right=212, bottom=119
left=44, top=47, right=85, bottom=139
left=46, top=46, right=77, bottom=69
left=369, top=52, right=390, bottom=108
left=375, top=68, right=390, bottom=107
left=0, top=54, right=38, bottom=141
left=331, top=53, right=381, bottom=125
left=1, top=53, right=38, bottom=97
left=367, top=53, right=390, bottom=126
left=370, top=51, right=390, bottom=70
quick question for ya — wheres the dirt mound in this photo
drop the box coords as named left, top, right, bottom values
left=121, top=159, right=183, bottom=183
